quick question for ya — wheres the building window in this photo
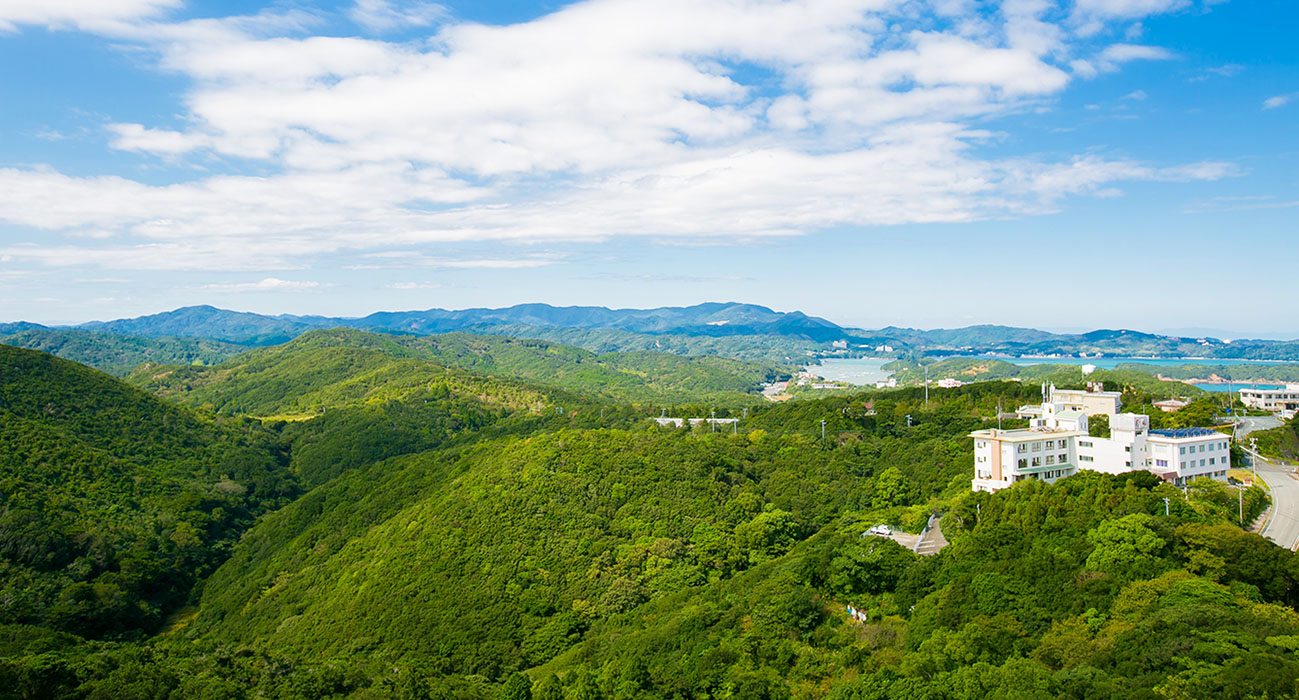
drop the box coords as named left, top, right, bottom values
left=1046, top=455, right=1055, bottom=465
left=1079, top=441, right=1093, bottom=448
left=1080, top=456, right=1094, bottom=462
left=1209, top=457, right=1215, bottom=465
left=1032, top=457, right=1042, bottom=467
left=1045, top=440, right=1054, bottom=449
left=1032, top=442, right=1042, bottom=452
left=1018, top=444, right=1027, bottom=453
left=1200, top=459, right=1206, bottom=467
left=1199, top=445, right=1205, bottom=453
left=1180, top=447, right=1186, bottom=455
left=1059, top=453, right=1068, bottom=462
left=1124, top=446, right=1131, bottom=453
left=976, top=441, right=986, bottom=448
left=1156, top=459, right=1168, bottom=467
left=1019, top=459, right=1027, bottom=469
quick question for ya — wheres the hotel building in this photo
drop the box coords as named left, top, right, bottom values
left=971, top=386, right=1230, bottom=493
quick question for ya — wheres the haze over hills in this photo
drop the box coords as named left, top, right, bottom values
left=14, top=302, right=1299, bottom=363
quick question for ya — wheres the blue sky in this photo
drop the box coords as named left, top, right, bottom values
left=0, top=0, right=1295, bottom=335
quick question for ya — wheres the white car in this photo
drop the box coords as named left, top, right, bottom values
left=867, top=524, right=893, bottom=536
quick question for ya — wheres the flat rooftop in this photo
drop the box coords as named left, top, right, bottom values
left=970, top=428, right=1087, bottom=442
left=1148, top=427, right=1227, bottom=439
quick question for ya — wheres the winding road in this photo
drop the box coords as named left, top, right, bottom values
left=1233, top=417, right=1298, bottom=550
left=1253, top=455, right=1299, bottom=551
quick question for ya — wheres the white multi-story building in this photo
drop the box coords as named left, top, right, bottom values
left=1239, top=384, right=1299, bottom=419
left=972, top=387, right=1230, bottom=492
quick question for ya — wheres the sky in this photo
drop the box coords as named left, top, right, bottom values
left=0, top=0, right=1296, bottom=335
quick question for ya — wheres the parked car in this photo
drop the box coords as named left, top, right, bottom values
left=867, top=524, right=892, bottom=536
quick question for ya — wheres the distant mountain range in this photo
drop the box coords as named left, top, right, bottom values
left=68, top=302, right=846, bottom=345
left=5, top=303, right=1299, bottom=370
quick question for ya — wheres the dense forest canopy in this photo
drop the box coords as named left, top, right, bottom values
left=1, top=334, right=1295, bottom=699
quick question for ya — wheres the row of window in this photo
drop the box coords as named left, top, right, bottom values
left=1012, top=468, right=1071, bottom=482
left=1179, top=441, right=1228, bottom=455
left=1015, top=439, right=1064, bottom=454
left=1017, top=453, right=1068, bottom=469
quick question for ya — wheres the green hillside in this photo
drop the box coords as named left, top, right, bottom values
left=0, top=327, right=246, bottom=376
left=130, top=328, right=784, bottom=412
left=2, top=338, right=1297, bottom=699
left=0, top=346, right=293, bottom=639
left=470, top=323, right=818, bottom=364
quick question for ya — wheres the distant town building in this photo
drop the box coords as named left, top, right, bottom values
left=1239, top=385, right=1299, bottom=419
left=874, top=344, right=894, bottom=353
left=831, top=340, right=848, bottom=349
left=654, top=417, right=739, bottom=428
left=937, top=378, right=964, bottom=388
left=971, top=386, right=1229, bottom=493
left=1153, top=398, right=1190, bottom=412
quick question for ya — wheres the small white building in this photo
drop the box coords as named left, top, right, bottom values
left=1050, top=383, right=1123, bottom=417
left=1145, top=428, right=1232, bottom=486
left=937, top=378, right=964, bottom=388
left=1017, top=382, right=1121, bottom=419
left=1239, top=385, right=1299, bottom=419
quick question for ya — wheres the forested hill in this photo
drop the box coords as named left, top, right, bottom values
left=4, top=337, right=1299, bottom=698
left=0, top=345, right=293, bottom=639
left=32, top=302, right=1299, bottom=361
left=0, top=326, right=247, bottom=376
left=129, top=328, right=784, bottom=411
left=78, top=302, right=847, bottom=344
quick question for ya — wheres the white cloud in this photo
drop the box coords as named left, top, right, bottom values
left=0, top=0, right=1240, bottom=273
left=349, top=0, right=446, bottom=33
left=201, top=277, right=325, bottom=292
left=1263, top=94, right=1293, bottom=110
left=1123, top=89, right=1148, bottom=100
left=1071, top=0, right=1189, bottom=35
left=0, top=0, right=178, bottom=32
left=386, top=281, right=444, bottom=289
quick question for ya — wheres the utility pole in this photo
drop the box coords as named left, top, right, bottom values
left=924, top=365, right=929, bottom=406
left=1238, top=486, right=1244, bottom=524
left=1162, top=497, right=1170, bottom=517
left=997, top=400, right=1003, bottom=430
left=906, top=414, right=912, bottom=428
left=1251, top=437, right=1258, bottom=482
left=711, top=409, right=716, bottom=433
left=742, top=407, right=748, bottom=419
left=820, top=419, right=826, bottom=439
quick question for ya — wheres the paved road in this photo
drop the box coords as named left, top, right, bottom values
left=914, top=515, right=948, bottom=556
left=1237, top=415, right=1283, bottom=438
left=860, top=515, right=948, bottom=556
left=1252, top=452, right=1299, bottom=551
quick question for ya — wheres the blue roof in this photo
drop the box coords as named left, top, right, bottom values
left=1149, top=428, right=1224, bottom=439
